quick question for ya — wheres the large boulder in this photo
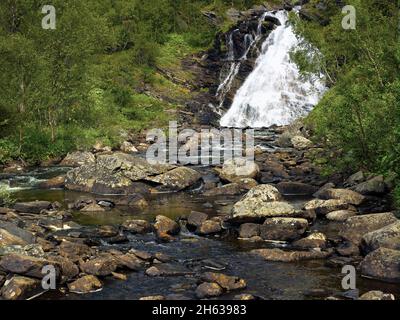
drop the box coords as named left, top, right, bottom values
left=217, top=159, right=260, bottom=183
left=361, top=221, right=400, bottom=253
left=339, top=212, right=398, bottom=245
left=145, top=167, right=201, bottom=191
left=259, top=218, right=308, bottom=241
left=316, top=188, right=365, bottom=206
left=303, top=199, right=350, bottom=216
left=60, top=151, right=95, bottom=167
left=251, top=248, right=331, bottom=262
left=360, top=248, right=400, bottom=283
left=352, top=176, right=387, bottom=195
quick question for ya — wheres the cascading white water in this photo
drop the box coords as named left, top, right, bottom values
left=220, top=10, right=325, bottom=128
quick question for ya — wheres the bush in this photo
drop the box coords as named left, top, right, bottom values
left=0, top=186, right=15, bottom=207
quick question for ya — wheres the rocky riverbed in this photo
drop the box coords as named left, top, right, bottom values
left=0, top=127, right=399, bottom=300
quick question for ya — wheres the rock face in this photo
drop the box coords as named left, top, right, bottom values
left=304, top=199, right=350, bottom=216
left=195, top=282, right=223, bottom=299
left=145, top=167, right=201, bottom=191
left=13, top=201, right=52, bottom=214
left=360, top=248, right=400, bottom=283
left=259, top=218, right=308, bottom=241
left=154, top=215, right=180, bottom=236
left=316, top=188, right=365, bottom=206
left=218, top=159, right=260, bottom=183
left=352, top=176, right=386, bottom=195
left=361, top=221, right=400, bottom=253
left=326, top=210, right=357, bottom=222
left=1, top=276, right=39, bottom=300
left=231, top=185, right=296, bottom=222
left=68, top=275, right=103, bottom=294
left=339, top=212, right=398, bottom=244
left=60, top=151, right=95, bottom=167
left=251, top=248, right=331, bottom=262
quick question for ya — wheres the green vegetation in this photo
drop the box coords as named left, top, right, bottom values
left=0, top=186, right=15, bottom=207
left=290, top=0, right=400, bottom=204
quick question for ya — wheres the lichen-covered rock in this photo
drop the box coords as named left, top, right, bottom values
left=217, top=158, right=260, bottom=183
left=60, top=151, right=95, bottom=167
left=304, top=199, right=351, bottom=216
left=292, top=232, right=327, bottom=249
left=145, top=167, right=201, bottom=191
left=291, top=136, right=312, bottom=150
left=0, top=229, right=27, bottom=246
left=316, top=188, right=365, bottom=206
left=259, top=218, right=308, bottom=241
left=251, top=248, right=331, bottom=262
left=352, top=176, right=387, bottom=195
left=361, top=221, right=400, bottom=253
left=326, top=210, right=357, bottom=222
left=360, top=248, right=400, bottom=283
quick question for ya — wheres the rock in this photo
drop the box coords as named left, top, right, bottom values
left=80, top=203, right=106, bottom=212
left=130, top=249, right=153, bottom=261
left=361, top=221, right=400, bottom=253
left=145, top=167, right=201, bottom=191
left=291, top=136, right=312, bottom=150
left=114, top=194, right=148, bottom=208
left=0, top=254, right=60, bottom=279
left=195, top=282, right=223, bottom=299
left=360, top=248, right=400, bottom=283
left=292, top=232, right=327, bottom=249
left=201, top=272, right=246, bottom=291
left=235, top=178, right=258, bottom=190
left=259, top=218, right=308, bottom=241
left=203, top=183, right=242, bottom=196
left=234, top=293, right=256, bottom=300
left=276, top=182, right=318, bottom=196
left=0, top=221, right=36, bottom=244
left=139, top=295, right=166, bottom=300
left=0, top=244, right=45, bottom=258
left=187, top=211, right=208, bottom=229
left=114, top=253, right=143, bottom=271
left=336, top=242, right=360, bottom=257
left=251, top=248, right=331, bottom=262
left=316, top=188, right=365, bottom=206
left=218, top=159, right=260, bottom=183
left=49, top=255, right=79, bottom=281
left=339, top=212, right=398, bottom=244
left=359, top=291, right=395, bottom=300
left=1, top=276, right=39, bottom=300
left=13, top=201, right=52, bottom=214
left=345, top=171, right=365, bottom=187
left=122, top=219, right=152, bottom=234
left=120, top=141, right=138, bottom=153
left=60, top=151, right=95, bottom=167
left=238, top=223, right=260, bottom=238
left=197, top=220, right=222, bottom=235
left=145, top=264, right=193, bottom=277
left=326, top=210, right=357, bottom=222
left=80, top=256, right=118, bottom=276
left=58, top=241, right=92, bottom=262
left=313, top=182, right=336, bottom=198
left=154, top=215, right=180, bottom=236
left=303, top=199, right=350, bottom=216
left=112, top=272, right=128, bottom=281
left=352, top=176, right=387, bottom=195
left=68, top=275, right=103, bottom=294
left=0, top=229, right=28, bottom=246
left=38, top=175, right=65, bottom=189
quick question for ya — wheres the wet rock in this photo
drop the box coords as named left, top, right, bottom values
left=316, top=188, right=365, bottom=206
left=238, top=223, right=260, bottom=238
left=68, top=275, right=103, bottom=294
left=154, top=215, right=180, bottom=236
left=145, top=167, right=201, bottom=191
left=217, top=158, right=260, bottom=183
left=0, top=254, right=60, bottom=279
left=304, top=199, right=350, bottom=216
left=292, top=232, right=327, bottom=249
left=276, top=182, right=318, bottom=196
left=80, top=203, right=106, bottom=212
left=145, top=264, right=193, bottom=277
left=359, top=291, right=395, bottom=300
left=139, top=295, right=166, bottom=300
left=60, top=151, right=95, bottom=167
left=345, top=171, right=365, bottom=187
left=325, top=256, right=362, bottom=268
left=114, top=253, right=143, bottom=271
left=122, top=219, right=152, bottom=234
left=197, top=220, right=222, bottom=235
left=113, top=194, right=148, bottom=208
left=187, top=211, right=208, bottom=229
left=352, top=176, right=387, bottom=195
left=203, top=183, right=242, bottom=196
left=120, top=141, right=138, bottom=153
left=336, top=242, right=360, bottom=257
left=260, top=218, right=308, bottom=241
left=235, top=178, right=258, bottom=190
left=360, top=248, right=400, bottom=283
left=38, top=175, right=65, bottom=189
left=49, top=255, right=79, bottom=281
left=251, top=248, right=331, bottom=262
left=0, top=244, right=45, bottom=258
left=313, top=182, right=336, bottom=198
left=291, top=136, right=312, bottom=150
left=80, top=256, right=118, bottom=276
left=361, top=221, right=400, bottom=253
left=129, top=249, right=153, bottom=261
left=0, top=229, right=28, bottom=246
left=195, top=282, right=223, bottom=299
left=13, top=201, right=52, bottom=214
left=112, top=272, right=128, bottom=281
left=96, top=225, right=119, bottom=238
left=234, top=293, right=256, bottom=300
left=326, top=210, right=357, bottom=222
left=201, top=272, right=246, bottom=291
left=339, top=212, right=398, bottom=245
left=58, top=240, right=93, bottom=262
left=1, top=276, right=39, bottom=300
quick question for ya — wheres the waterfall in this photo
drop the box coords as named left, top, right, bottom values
left=220, top=10, right=325, bottom=128
left=216, top=12, right=269, bottom=109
